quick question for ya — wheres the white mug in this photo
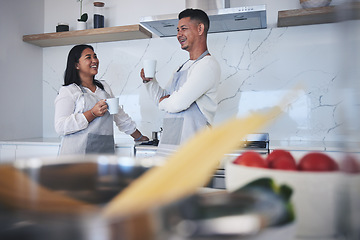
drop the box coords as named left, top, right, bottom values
left=143, top=59, right=157, bottom=78
left=106, top=98, right=119, bottom=115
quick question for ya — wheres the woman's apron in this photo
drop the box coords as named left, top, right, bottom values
left=59, top=86, right=115, bottom=155
left=156, top=51, right=210, bottom=157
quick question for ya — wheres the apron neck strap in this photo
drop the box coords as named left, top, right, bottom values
left=75, top=84, right=87, bottom=93
left=79, top=85, right=87, bottom=93
left=177, top=50, right=209, bottom=72
left=197, top=50, right=209, bottom=61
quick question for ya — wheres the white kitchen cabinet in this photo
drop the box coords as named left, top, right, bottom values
left=0, top=145, right=16, bottom=163
left=0, top=140, right=136, bottom=163
left=15, top=145, right=60, bottom=159
left=115, top=145, right=135, bottom=157
left=0, top=140, right=60, bottom=163
left=134, top=145, right=157, bottom=158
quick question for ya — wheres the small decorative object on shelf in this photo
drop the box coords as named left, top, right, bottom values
left=56, top=22, right=69, bottom=32
left=93, top=2, right=105, bottom=28
left=300, top=0, right=332, bottom=8
left=77, top=0, right=88, bottom=30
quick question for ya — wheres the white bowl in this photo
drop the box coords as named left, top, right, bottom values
left=300, top=0, right=332, bottom=8
left=225, top=159, right=344, bottom=238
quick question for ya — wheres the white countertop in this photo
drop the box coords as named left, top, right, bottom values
left=0, top=137, right=136, bottom=148
left=0, top=137, right=62, bottom=146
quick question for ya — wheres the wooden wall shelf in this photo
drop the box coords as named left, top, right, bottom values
left=278, top=2, right=360, bottom=27
left=23, top=24, right=152, bottom=47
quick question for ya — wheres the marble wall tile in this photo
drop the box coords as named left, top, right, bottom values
left=43, top=22, right=360, bottom=143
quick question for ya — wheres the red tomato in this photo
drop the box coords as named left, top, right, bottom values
left=298, top=152, right=339, bottom=172
left=340, top=154, right=360, bottom=174
left=233, top=151, right=267, bottom=168
left=266, top=150, right=297, bottom=171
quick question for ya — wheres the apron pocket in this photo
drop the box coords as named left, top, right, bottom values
left=160, top=118, right=183, bottom=145
left=86, top=133, right=115, bottom=154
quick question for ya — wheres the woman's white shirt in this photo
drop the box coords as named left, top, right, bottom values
left=54, top=81, right=136, bottom=136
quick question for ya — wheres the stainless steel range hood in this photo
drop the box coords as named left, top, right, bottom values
left=140, top=4, right=267, bottom=37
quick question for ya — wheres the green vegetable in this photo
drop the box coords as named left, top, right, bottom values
left=279, top=184, right=293, bottom=202
left=234, top=177, right=277, bottom=193
left=235, top=177, right=296, bottom=225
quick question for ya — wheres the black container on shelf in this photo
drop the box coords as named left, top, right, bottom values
left=93, top=2, right=105, bottom=28
left=56, top=23, right=69, bottom=32
left=94, top=14, right=104, bottom=28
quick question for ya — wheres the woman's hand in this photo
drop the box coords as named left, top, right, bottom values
left=91, top=99, right=108, bottom=117
left=131, top=129, right=150, bottom=142
left=140, top=68, right=153, bottom=83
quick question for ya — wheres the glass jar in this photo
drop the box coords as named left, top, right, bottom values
left=93, top=2, right=105, bottom=28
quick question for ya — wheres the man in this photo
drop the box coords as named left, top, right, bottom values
left=140, top=9, right=221, bottom=156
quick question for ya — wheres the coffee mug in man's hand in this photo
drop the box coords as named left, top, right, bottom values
left=143, top=59, right=157, bottom=78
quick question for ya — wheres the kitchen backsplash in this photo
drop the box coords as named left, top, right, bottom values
left=43, top=21, right=360, bottom=143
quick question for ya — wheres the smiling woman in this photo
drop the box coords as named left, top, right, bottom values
left=54, top=44, right=149, bottom=155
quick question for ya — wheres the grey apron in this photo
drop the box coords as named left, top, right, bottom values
left=157, top=51, right=210, bottom=157
left=59, top=85, right=115, bottom=155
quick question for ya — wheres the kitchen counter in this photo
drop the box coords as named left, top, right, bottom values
left=0, top=137, right=62, bottom=146
left=0, top=136, right=135, bottom=147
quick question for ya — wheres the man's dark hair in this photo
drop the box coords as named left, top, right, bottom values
left=179, top=8, right=210, bottom=34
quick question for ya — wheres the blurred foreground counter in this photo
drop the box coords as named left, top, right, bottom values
left=0, top=141, right=358, bottom=240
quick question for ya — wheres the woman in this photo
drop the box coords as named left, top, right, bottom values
left=55, top=44, right=148, bottom=155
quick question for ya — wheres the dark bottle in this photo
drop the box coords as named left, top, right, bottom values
left=93, top=2, right=105, bottom=28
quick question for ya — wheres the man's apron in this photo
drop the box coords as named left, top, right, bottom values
left=156, top=50, right=210, bottom=157
left=59, top=85, right=115, bottom=155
